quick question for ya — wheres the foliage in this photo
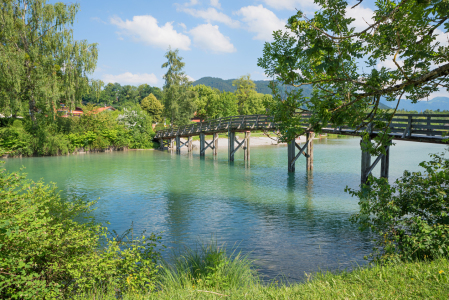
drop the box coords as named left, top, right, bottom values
left=258, top=0, right=449, bottom=155
left=0, top=164, right=163, bottom=299
left=348, top=152, right=449, bottom=262
left=141, top=94, right=164, bottom=123
left=117, top=108, right=156, bottom=149
left=0, top=122, right=33, bottom=156
left=0, top=0, right=98, bottom=123
left=162, top=48, right=197, bottom=125
left=159, top=240, right=257, bottom=292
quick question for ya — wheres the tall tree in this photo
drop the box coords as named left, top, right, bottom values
left=190, top=84, right=220, bottom=121
left=232, top=75, right=257, bottom=114
left=258, top=0, right=449, bottom=154
left=102, top=83, right=121, bottom=105
left=0, top=0, right=98, bottom=122
left=162, top=48, right=196, bottom=125
left=141, top=93, right=164, bottom=123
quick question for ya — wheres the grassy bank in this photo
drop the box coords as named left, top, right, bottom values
left=76, top=257, right=448, bottom=299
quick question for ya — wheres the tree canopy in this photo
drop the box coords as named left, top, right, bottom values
left=141, top=93, right=164, bottom=123
left=0, top=0, right=98, bottom=123
left=162, top=48, right=196, bottom=125
left=258, top=0, right=449, bottom=153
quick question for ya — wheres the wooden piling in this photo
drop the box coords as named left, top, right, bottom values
left=213, top=133, right=218, bottom=156
left=170, top=138, right=174, bottom=151
left=175, top=136, right=180, bottom=153
left=228, top=131, right=235, bottom=161
left=288, top=140, right=295, bottom=172
left=244, top=131, right=250, bottom=161
left=159, top=138, right=163, bottom=150
left=380, top=145, right=390, bottom=179
left=200, top=133, right=205, bottom=157
left=361, top=139, right=371, bottom=184
left=187, top=136, right=192, bottom=152
left=306, top=132, right=314, bottom=171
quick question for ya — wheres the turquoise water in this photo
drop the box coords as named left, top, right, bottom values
left=3, top=138, right=447, bottom=281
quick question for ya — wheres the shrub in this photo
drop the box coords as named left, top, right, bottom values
left=159, top=240, right=257, bottom=292
left=347, top=152, right=449, bottom=262
left=0, top=163, right=163, bottom=299
left=0, top=125, right=33, bottom=156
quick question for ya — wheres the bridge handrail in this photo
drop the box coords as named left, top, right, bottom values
left=154, top=113, right=449, bottom=141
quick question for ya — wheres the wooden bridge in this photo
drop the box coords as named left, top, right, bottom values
left=154, top=113, right=449, bottom=183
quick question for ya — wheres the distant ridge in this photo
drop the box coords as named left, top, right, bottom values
left=192, top=77, right=449, bottom=111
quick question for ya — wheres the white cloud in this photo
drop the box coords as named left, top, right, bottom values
left=110, top=15, right=191, bottom=50
left=103, top=72, right=159, bottom=85
left=178, top=7, right=239, bottom=28
left=210, top=0, right=221, bottom=9
left=178, top=22, right=187, bottom=30
left=186, top=75, right=195, bottom=82
left=236, top=5, right=286, bottom=41
left=184, top=0, right=199, bottom=6
left=91, top=17, right=107, bottom=24
left=189, top=24, right=236, bottom=53
left=346, top=5, right=375, bottom=32
left=435, top=28, right=449, bottom=47
left=261, top=0, right=317, bottom=11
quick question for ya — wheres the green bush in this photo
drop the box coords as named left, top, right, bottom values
left=0, top=163, right=163, bottom=299
left=0, top=126, right=33, bottom=156
left=348, top=152, right=449, bottom=262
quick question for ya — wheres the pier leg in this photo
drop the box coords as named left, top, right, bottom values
left=187, top=136, right=192, bottom=152
left=228, top=131, right=235, bottom=161
left=200, top=133, right=205, bottom=157
left=380, top=145, right=390, bottom=179
left=244, top=131, right=250, bottom=161
left=159, top=138, right=163, bottom=150
left=288, top=140, right=295, bottom=172
left=306, top=132, right=314, bottom=171
left=176, top=135, right=181, bottom=153
left=213, top=133, right=218, bottom=156
left=170, top=138, right=174, bottom=151
left=361, top=139, right=372, bottom=184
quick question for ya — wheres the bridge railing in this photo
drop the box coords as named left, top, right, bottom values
left=155, top=113, right=449, bottom=141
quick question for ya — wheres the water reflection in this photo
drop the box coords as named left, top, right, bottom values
left=3, top=138, right=446, bottom=282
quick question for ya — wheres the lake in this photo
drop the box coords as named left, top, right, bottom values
left=3, top=137, right=447, bottom=281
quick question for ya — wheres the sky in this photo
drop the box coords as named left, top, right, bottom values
left=68, top=0, right=449, bottom=98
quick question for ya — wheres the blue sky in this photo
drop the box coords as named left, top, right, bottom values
left=68, top=0, right=448, bottom=98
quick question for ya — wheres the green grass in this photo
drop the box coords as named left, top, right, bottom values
left=74, top=243, right=449, bottom=300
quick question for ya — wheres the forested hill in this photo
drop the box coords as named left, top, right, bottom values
left=192, top=77, right=394, bottom=109
left=192, top=76, right=313, bottom=96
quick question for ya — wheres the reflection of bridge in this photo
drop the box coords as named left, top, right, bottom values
left=154, top=113, right=449, bottom=183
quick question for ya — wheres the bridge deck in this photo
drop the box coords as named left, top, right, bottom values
left=154, top=113, right=449, bottom=144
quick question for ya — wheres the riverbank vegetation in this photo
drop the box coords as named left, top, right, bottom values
left=2, top=150, right=448, bottom=299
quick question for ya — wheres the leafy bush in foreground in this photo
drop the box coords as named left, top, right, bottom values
left=348, top=152, right=449, bottom=262
left=0, top=163, right=163, bottom=299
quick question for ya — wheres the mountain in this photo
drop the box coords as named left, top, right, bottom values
left=192, top=76, right=313, bottom=97
left=385, top=97, right=449, bottom=112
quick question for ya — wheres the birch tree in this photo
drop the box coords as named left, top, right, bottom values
left=0, top=0, right=98, bottom=123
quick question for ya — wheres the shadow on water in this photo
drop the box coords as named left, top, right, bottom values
left=4, top=138, right=445, bottom=282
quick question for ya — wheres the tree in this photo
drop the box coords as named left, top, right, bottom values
left=232, top=75, right=257, bottom=114
left=141, top=93, right=164, bottom=123
left=0, top=0, right=98, bottom=123
left=120, top=85, right=139, bottom=104
left=137, top=84, right=163, bottom=103
left=190, top=84, right=220, bottom=121
left=258, top=0, right=449, bottom=154
left=103, top=83, right=122, bottom=105
left=162, top=48, right=196, bottom=125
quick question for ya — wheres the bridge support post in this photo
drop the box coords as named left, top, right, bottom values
left=228, top=131, right=235, bottom=161
left=288, top=140, right=296, bottom=172
left=380, top=145, right=390, bottom=179
left=306, top=132, right=314, bottom=171
left=169, top=138, right=175, bottom=151
left=361, top=139, right=371, bottom=184
left=213, top=133, right=218, bottom=156
left=159, top=138, right=164, bottom=150
left=200, top=133, right=205, bottom=157
left=175, top=136, right=181, bottom=153
left=244, top=131, right=250, bottom=161
left=187, top=136, right=193, bottom=152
